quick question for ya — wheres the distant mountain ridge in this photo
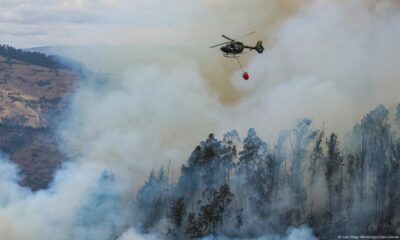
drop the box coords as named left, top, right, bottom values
left=28, top=44, right=194, bottom=74
left=1, top=44, right=88, bottom=74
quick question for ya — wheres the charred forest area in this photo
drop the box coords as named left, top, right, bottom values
left=134, top=104, right=400, bottom=239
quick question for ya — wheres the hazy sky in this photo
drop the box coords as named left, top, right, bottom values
left=0, top=0, right=210, bottom=48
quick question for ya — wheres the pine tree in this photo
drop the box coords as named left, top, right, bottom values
left=183, top=184, right=234, bottom=238
left=309, top=130, right=324, bottom=219
left=291, top=118, right=317, bottom=216
left=168, top=198, right=186, bottom=228
left=273, top=131, right=288, bottom=201
left=325, top=133, right=343, bottom=211
left=136, top=168, right=171, bottom=231
left=237, top=128, right=269, bottom=216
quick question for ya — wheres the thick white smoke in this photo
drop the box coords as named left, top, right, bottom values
left=238, top=0, right=400, bottom=133
left=1, top=0, right=400, bottom=239
left=116, top=225, right=317, bottom=240
left=196, top=225, right=317, bottom=240
left=59, top=62, right=225, bottom=189
left=60, top=0, right=400, bottom=184
left=0, top=158, right=130, bottom=240
left=117, top=228, right=158, bottom=240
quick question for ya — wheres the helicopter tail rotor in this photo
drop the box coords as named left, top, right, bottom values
left=254, top=40, right=264, bottom=53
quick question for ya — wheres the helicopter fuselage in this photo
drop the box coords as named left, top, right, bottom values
left=220, top=41, right=245, bottom=55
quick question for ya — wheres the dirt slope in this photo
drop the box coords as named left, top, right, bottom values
left=0, top=55, right=81, bottom=190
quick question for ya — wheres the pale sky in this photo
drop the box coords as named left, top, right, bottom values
left=0, top=0, right=208, bottom=48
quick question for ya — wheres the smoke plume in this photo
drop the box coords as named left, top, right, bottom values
left=59, top=0, right=400, bottom=185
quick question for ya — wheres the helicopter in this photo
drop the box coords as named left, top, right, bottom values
left=210, top=31, right=264, bottom=80
left=210, top=31, right=264, bottom=58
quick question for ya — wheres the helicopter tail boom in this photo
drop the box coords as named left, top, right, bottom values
left=243, top=41, right=264, bottom=53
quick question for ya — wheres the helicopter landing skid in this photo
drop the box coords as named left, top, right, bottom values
left=223, top=53, right=245, bottom=58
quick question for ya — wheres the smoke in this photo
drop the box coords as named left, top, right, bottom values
left=59, top=0, right=400, bottom=184
left=116, top=226, right=317, bottom=240
left=0, top=157, right=130, bottom=240
left=117, top=228, right=158, bottom=240
left=118, top=226, right=317, bottom=240
left=1, top=0, right=400, bottom=239
left=59, top=62, right=224, bottom=189
left=197, top=225, right=317, bottom=240
left=240, top=0, right=400, bottom=133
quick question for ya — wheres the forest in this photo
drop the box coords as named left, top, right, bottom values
left=134, top=104, right=400, bottom=239
left=0, top=44, right=87, bottom=73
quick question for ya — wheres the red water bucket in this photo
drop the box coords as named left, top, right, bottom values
left=242, top=72, right=250, bottom=80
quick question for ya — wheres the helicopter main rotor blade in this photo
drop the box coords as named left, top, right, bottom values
left=235, top=31, right=256, bottom=40
left=221, top=35, right=234, bottom=41
left=210, top=41, right=230, bottom=48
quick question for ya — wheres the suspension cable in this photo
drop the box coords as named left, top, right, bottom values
left=235, top=56, right=244, bottom=72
